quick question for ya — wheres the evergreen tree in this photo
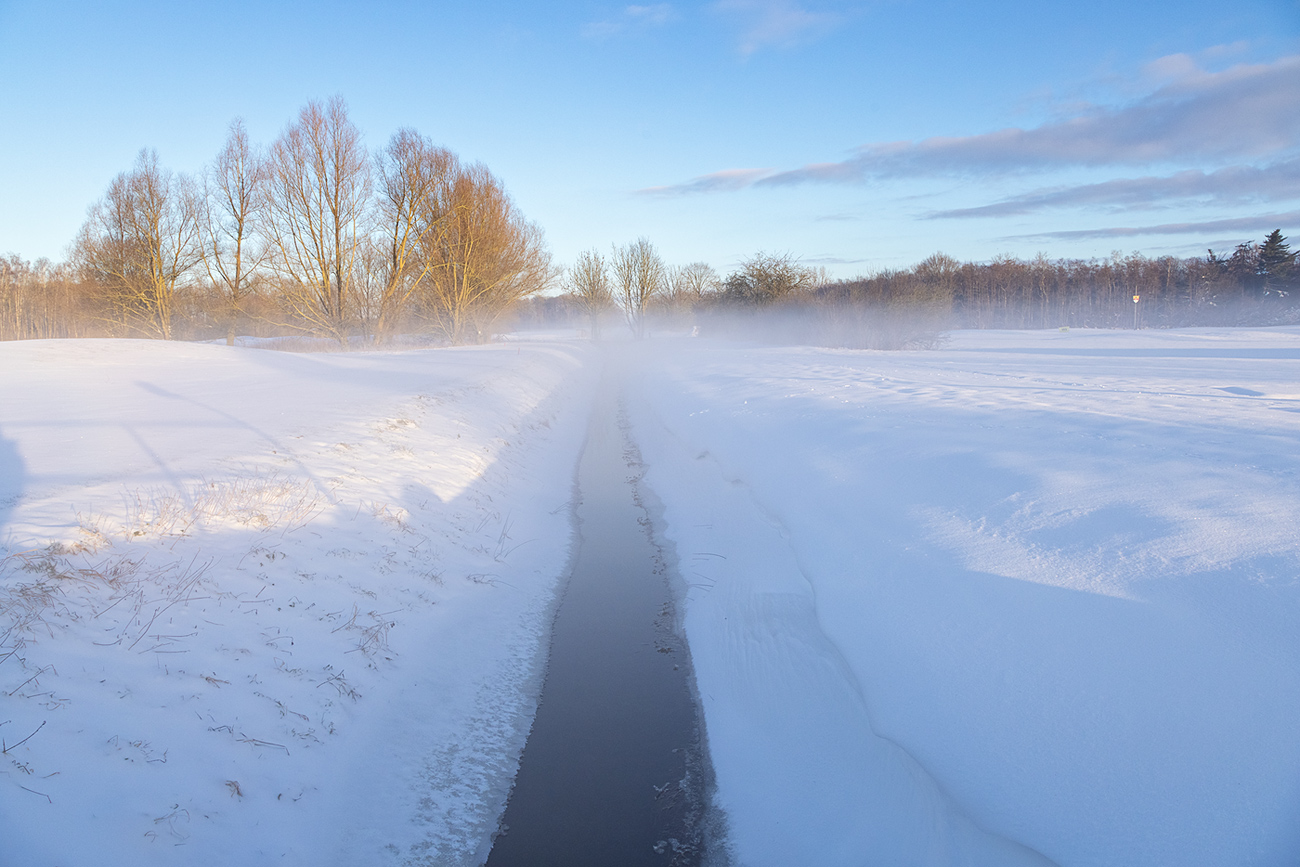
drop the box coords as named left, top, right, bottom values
left=1258, top=230, right=1295, bottom=286
left=1227, top=242, right=1260, bottom=286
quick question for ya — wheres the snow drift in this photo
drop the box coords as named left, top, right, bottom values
left=3, top=326, right=1299, bottom=867
left=0, top=338, right=596, bottom=865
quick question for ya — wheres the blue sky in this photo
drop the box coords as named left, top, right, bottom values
left=1, top=0, right=1297, bottom=277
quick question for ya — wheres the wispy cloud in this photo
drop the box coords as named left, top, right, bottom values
left=800, top=255, right=871, bottom=265
left=637, top=167, right=773, bottom=196
left=712, top=0, right=842, bottom=55
left=1006, top=210, right=1300, bottom=242
left=645, top=54, right=1300, bottom=194
left=582, top=4, right=676, bottom=39
left=927, top=158, right=1300, bottom=219
left=762, top=55, right=1300, bottom=184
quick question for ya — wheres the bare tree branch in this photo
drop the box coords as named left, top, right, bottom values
left=264, top=97, right=371, bottom=344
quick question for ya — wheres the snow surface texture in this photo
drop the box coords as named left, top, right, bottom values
left=3, top=328, right=1299, bottom=867
left=0, top=339, right=596, bottom=865
left=623, top=327, right=1300, bottom=867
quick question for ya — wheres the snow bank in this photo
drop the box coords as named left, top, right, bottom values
left=624, top=327, right=1300, bottom=867
left=0, top=338, right=596, bottom=865
left=7, top=327, right=1298, bottom=867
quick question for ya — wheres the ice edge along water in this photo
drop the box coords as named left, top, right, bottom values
left=624, top=328, right=1300, bottom=867
left=0, top=338, right=600, bottom=866
left=623, top=346, right=1056, bottom=867
left=487, top=360, right=720, bottom=865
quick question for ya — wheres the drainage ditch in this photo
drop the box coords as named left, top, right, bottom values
left=486, top=373, right=712, bottom=867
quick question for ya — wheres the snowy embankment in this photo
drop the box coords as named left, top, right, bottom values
left=624, top=327, right=1300, bottom=867
left=0, top=338, right=596, bottom=865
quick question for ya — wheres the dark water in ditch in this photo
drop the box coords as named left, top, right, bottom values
left=486, top=374, right=710, bottom=867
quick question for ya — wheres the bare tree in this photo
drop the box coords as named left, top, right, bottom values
left=564, top=248, right=612, bottom=338
left=199, top=119, right=268, bottom=345
left=611, top=237, right=664, bottom=338
left=264, top=97, right=371, bottom=343
left=911, top=251, right=959, bottom=312
left=74, top=149, right=201, bottom=338
left=721, top=252, right=819, bottom=307
left=678, top=261, right=721, bottom=305
left=653, top=260, right=720, bottom=326
left=0, top=256, right=18, bottom=339
left=656, top=265, right=686, bottom=315
left=417, top=162, right=552, bottom=343
left=0, top=256, right=90, bottom=340
left=370, top=129, right=455, bottom=343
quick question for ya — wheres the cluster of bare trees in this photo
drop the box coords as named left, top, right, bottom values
left=4, top=98, right=551, bottom=345
left=0, top=256, right=91, bottom=341
left=531, top=244, right=824, bottom=336
left=821, top=240, right=1297, bottom=333
left=75, top=149, right=201, bottom=339
left=794, top=241, right=1296, bottom=347
left=528, top=242, right=937, bottom=345
left=548, top=238, right=724, bottom=337
left=525, top=233, right=1297, bottom=349
left=7, top=137, right=1296, bottom=348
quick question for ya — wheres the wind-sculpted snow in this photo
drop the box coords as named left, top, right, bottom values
left=5, top=328, right=1299, bottom=866
left=624, top=327, right=1300, bottom=867
left=0, top=338, right=596, bottom=866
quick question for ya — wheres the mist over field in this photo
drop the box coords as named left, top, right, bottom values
left=2, top=324, right=1299, bottom=865
left=3, top=1, right=1299, bottom=864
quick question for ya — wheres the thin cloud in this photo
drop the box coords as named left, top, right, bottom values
left=1199, top=41, right=1251, bottom=61
left=627, top=4, right=675, bottom=24
left=637, top=167, right=773, bottom=196
left=927, top=158, right=1300, bottom=220
left=800, top=255, right=870, bottom=265
left=1007, top=211, right=1300, bottom=242
left=645, top=54, right=1299, bottom=194
left=713, top=0, right=841, bottom=55
left=1141, top=42, right=1252, bottom=83
left=582, top=4, right=676, bottom=39
left=762, top=54, right=1300, bottom=184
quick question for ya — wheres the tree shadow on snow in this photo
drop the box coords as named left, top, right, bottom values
left=0, top=426, right=24, bottom=542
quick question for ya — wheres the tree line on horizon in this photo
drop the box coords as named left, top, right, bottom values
left=0, top=97, right=550, bottom=346
left=516, top=230, right=1298, bottom=349
left=1, top=110, right=1296, bottom=348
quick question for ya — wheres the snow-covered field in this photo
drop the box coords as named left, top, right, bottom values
left=0, top=338, right=596, bottom=865
left=2, top=327, right=1299, bottom=866
left=626, top=326, right=1300, bottom=867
